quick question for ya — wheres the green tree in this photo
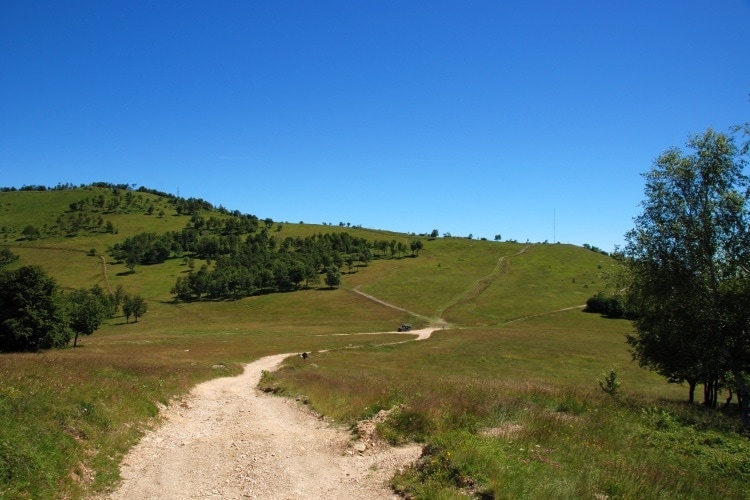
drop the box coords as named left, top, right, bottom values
left=0, top=266, right=71, bottom=351
left=131, top=296, right=147, bottom=322
left=21, top=225, right=41, bottom=240
left=0, top=248, right=18, bottom=267
left=122, top=295, right=133, bottom=323
left=304, top=264, right=320, bottom=288
left=112, top=284, right=126, bottom=315
left=325, top=266, right=342, bottom=289
left=288, top=261, right=306, bottom=289
left=359, top=247, right=373, bottom=267
left=623, top=129, right=750, bottom=424
left=122, top=294, right=148, bottom=323
left=66, top=287, right=109, bottom=347
left=125, top=252, right=139, bottom=273
left=397, top=242, right=408, bottom=258
left=171, top=276, right=192, bottom=301
left=389, top=240, right=397, bottom=258
left=410, top=239, right=424, bottom=256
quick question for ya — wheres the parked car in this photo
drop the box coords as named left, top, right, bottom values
left=398, top=323, right=412, bottom=332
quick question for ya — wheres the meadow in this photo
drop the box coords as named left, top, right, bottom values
left=1, top=186, right=747, bottom=499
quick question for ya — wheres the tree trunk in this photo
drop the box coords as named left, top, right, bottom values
left=722, top=345, right=750, bottom=428
left=688, top=380, right=697, bottom=404
left=722, top=388, right=733, bottom=410
left=730, top=367, right=750, bottom=428
left=703, top=376, right=719, bottom=408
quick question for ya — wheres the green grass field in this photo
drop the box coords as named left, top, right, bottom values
left=1, top=186, right=747, bottom=499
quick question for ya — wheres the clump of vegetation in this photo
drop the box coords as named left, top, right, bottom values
left=597, top=365, right=621, bottom=397
left=585, top=291, right=633, bottom=319
left=0, top=248, right=18, bottom=267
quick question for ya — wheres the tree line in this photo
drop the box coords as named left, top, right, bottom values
left=108, top=228, right=423, bottom=301
left=0, top=264, right=147, bottom=352
left=170, top=231, right=371, bottom=300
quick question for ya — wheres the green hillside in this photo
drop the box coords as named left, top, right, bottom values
left=1, top=185, right=747, bottom=499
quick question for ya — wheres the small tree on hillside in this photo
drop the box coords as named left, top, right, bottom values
left=0, top=248, right=18, bottom=267
left=123, top=294, right=148, bottom=323
left=67, top=287, right=109, bottom=347
left=132, top=296, right=148, bottom=322
left=21, top=225, right=41, bottom=240
left=325, top=266, right=342, bottom=289
left=410, top=239, right=424, bottom=256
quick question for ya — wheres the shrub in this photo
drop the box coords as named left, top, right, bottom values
left=585, top=292, right=633, bottom=319
left=598, top=365, right=621, bottom=397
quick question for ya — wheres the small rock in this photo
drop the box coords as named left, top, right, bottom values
left=353, top=442, right=367, bottom=453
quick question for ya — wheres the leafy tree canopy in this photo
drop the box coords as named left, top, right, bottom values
left=0, top=265, right=71, bottom=351
left=623, top=128, right=750, bottom=424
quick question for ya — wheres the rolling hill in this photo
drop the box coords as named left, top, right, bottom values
left=1, top=184, right=747, bottom=499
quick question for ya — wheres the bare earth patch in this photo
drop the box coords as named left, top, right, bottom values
left=104, top=330, right=437, bottom=499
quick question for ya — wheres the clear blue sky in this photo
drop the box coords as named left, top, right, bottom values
left=2, top=1, right=749, bottom=251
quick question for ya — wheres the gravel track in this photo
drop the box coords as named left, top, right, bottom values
left=104, top=329, right=437, bottom=499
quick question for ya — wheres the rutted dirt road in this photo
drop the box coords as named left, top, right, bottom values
left=105, top=329, right=437, bottom=499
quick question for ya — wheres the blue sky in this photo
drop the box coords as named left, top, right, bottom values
left=2, top=1, right=749, bottom=251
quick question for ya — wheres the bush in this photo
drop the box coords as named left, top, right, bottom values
left=0, top=248, right=18, bottom=267
left=598, top=365, right=621, bottom=397
left=585, top=292, right=633, bottom=319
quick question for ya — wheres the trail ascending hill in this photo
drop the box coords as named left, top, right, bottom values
left=439, top=245, right=529, bottom=320
left=105, top=329, right=437, bottom=500
left=351, top=285, right=440, bottom=326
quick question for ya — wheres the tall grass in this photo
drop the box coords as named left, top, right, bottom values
left=265, top=312, right=749, bottom=498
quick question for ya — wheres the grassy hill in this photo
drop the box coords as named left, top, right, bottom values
left=1, top=185, right=747, bottom=499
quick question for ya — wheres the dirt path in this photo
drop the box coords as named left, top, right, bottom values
left=105, top=329, right=437, bottom=499
left=439, top=246, right=529, bottom=319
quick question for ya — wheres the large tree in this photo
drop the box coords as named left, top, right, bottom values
left=0, top=265, right=72, bottom=351
left=623, top=128, right=750, bottom=426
